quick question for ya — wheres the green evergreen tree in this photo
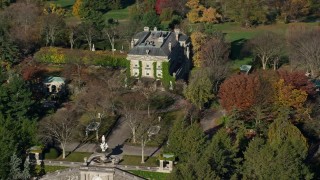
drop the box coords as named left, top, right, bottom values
left=9, top=153, right=22, bottom=180
left=78, top=0, right=107, bottom=29
left=166, top=117, right=186, bottom=156
left=0, top=21, right=19, bottom=66
left=242, top=109, right=313, bottom=179
left=0, top=114, right=17, bottom=177
left=0, top=74, right=34, bottom=120
left=203, top=129, right=238, bottom=179
left=0, top=73, right=36, bottom=178
left=142, top=10, right=161, bottom=28
left=21, top=159, right=31, bottom=180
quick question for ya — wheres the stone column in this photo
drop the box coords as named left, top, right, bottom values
left=168, top=161, right=173, bottom=171
left=159, top=160, right=164, bottom=170
left=35, top=153, right=40, bottom=165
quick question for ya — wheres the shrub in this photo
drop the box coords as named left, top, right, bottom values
left=44, top=148, right=60, bottom=159
left=34, top=47, right=129, bottom=68
left=150, top=93, right=175, bottom=109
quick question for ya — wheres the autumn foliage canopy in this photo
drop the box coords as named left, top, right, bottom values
left=219, top=74, right=260, bottom=112
left=219, top=70, right=313, bottom=114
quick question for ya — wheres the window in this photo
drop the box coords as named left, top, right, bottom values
left=146, top=73, right=149, bottom=76
left=135, top=64, right=138, bottom=67
left=158, top=74, right=161, bottom=76
left=146, top=64, right=149, bottom=67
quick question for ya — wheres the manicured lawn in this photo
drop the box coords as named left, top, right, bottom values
left=48, top=0, right=75, bottom=8
left=213, top=22, right=319, bottom=42
left=129, top=170, right=168, bottom=180
left=58, top=152, right=93, bottom=162
left=120, top=155, right=159, bottom=167
left=232, top=57, right=253, bottom=69
left=104, top=7, right=130, bottom=20
left=211, top=22, right=318, bottom=68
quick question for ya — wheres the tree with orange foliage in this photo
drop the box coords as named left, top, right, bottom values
left=72, top=0, right=82, bottom=17
left=273, top=79, right=309, bottom=121
left=186, top=0, right=203, bottom=23
left=190, top=31, right=206, bottom=67
left=219, top=74, right=260, bottom=112
left=186, top=0, right=221, bottom=23
left=278, top=70, right=315, bottom=96
left=201, top=7, right=222, bottom=23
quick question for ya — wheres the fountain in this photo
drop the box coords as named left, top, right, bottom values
left=86, top=135, right=120, bottom=166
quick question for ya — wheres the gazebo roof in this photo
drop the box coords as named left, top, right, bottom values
left=43, top=76, right=65, bottom=84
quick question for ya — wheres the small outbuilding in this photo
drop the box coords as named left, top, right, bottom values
left=43, top=76, right=65, bottom=93
left=240, top=65, right=252, bottom=74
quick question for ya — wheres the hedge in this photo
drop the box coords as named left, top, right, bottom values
left=34, top=47, right=129, bottom=68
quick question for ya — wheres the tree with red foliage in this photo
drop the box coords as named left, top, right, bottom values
left=219, top=74, right=260, bottom=112
left=155, top=0, right=167, bottom=14
left=278, top=70, right=315, bottom=96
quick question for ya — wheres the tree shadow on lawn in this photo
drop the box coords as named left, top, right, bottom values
left=230, top=38, right=250, bottom=60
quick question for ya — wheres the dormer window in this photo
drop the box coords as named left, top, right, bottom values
left=146, top=65, right=149, bottom=67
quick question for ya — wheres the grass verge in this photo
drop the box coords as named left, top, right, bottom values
left=129, top=170, right=168, bottom=180
left=104, top=7, right=130, bottom=20
left=120, top=155, right=158, bottom=167
left=58, top=152, right=93, bottom=162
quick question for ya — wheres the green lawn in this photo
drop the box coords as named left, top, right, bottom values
left=120, top=155, right=159, bottom=167
left=58, top=152, right=93, bottom=162
left=129, top=170, right=168, bottom=180
left=104, top=7, right=130, bottom=20
left=35, top=165, right=69, bottom=174
left=213, top=22, right=319, bottom=42
left=211, top=22, right=319, bottom=68
left=48, top=0, right=75, bottom=8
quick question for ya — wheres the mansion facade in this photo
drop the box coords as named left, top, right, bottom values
left=127, top=27, right=190, bottom=79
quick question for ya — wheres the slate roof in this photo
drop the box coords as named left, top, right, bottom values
left=129, top=30, right=188, bottom=57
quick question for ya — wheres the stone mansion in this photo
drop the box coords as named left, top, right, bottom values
left=127, top=27, right=190, bottom=79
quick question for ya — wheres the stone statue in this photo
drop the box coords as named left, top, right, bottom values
left=124, top=77, right=128, bottom=88
left=169, top=81, right=173, bottom=90
left=100, top=135, right=108, bottom=152
left=91, top=44, right=96, bottom=51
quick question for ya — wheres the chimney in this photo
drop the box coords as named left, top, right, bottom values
left=168, top=41, right=172, bottom=51
left=144, top=27, right=150, bottom=32
left=131, top=39, right=135, bottom=48
left=154, top=27, right=157, bottom=31
left=174, top=28, right=180, bottom=41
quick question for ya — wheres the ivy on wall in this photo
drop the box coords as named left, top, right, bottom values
left=162, top=62, right=175, bottom=89
left=153, top=62, right=157, bottom=79
left=139, top=61, right=142, bottom=78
